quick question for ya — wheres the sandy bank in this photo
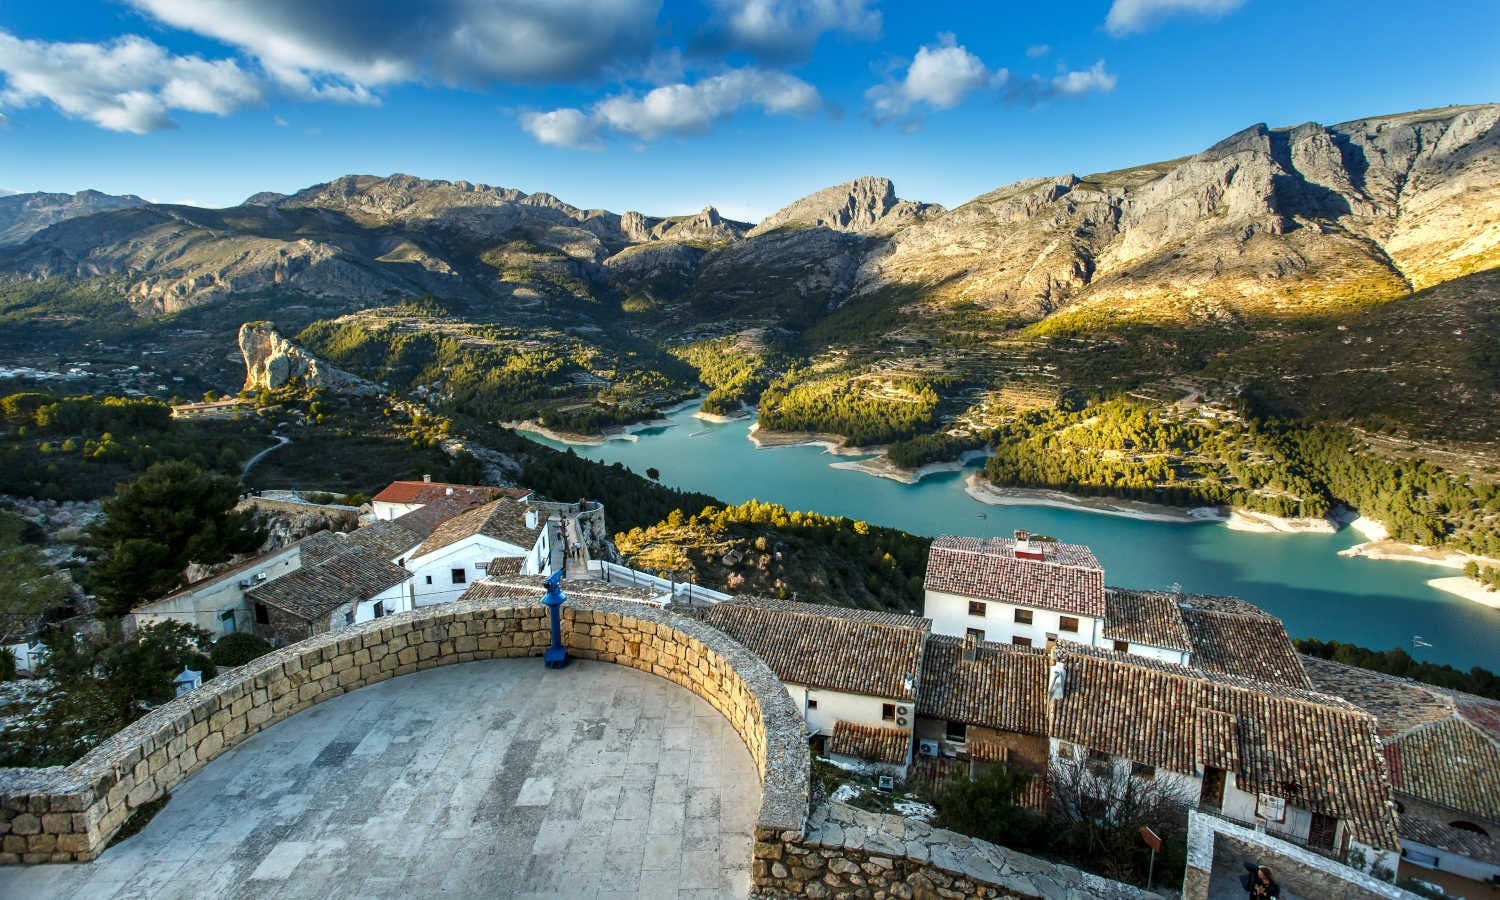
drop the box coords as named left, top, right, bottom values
left=963, top=474, right=1222, bottom=524
left=745, top=423, right=870, bottom=456
left=692, top=409, right=748, bottom=424
left=1224, top=509, right=1338, bottom=534
left=1428, top=576, right=1500, bottom=609
left=830, top=450, right=992, bottom=485
left=508, top=415, right=679, bottom=446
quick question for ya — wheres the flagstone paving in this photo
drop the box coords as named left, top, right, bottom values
left=0, top=658, right=760, bottom=899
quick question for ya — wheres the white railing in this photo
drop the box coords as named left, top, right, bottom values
left=597, top=561, right=731, bottom=605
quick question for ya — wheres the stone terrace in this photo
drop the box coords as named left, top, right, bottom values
left=0, top=659, right=761, bottom=899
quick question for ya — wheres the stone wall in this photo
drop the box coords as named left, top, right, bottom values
left=753, top=801, right=1162, bottom=900
left=1182, top=810, right=1414, bottom=900
left=0, top=595, right=808, bottom=864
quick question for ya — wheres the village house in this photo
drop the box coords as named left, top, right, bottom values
left=246, top=545, right=412, bottom=644
left=703, top=597, right=930, bottom=777
left=914, top=633, right=1050, bottom=783
left=1046, top=644, right=1402, bottom=875
left=369, top=477, right=524, bottom=521
left=131, top=543, right=303, bottom=637
left=401, top=498, right=556, bottom=608
left=1303, top=654, right=1500, bottom=895
left=924, top=532, right=1106, bottom=649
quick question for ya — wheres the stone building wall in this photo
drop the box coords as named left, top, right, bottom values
left=0, top=595, right=809, bottom=865
left=753, top=801, right=1163, bottom=900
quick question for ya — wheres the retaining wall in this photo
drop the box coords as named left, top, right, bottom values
left=0, top=596, right=809, bottom=864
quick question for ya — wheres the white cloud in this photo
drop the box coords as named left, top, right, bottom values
left=1025, top=44, right=1051, bottom=58
left=273, top=115, right=288, bottom=126
left=520, top=108, right=603, bottom=150
left=0, top=31, right=261, bottom=133
left=1050, top=60, right=1118, bottom=96
left=708, top=0, right=881, bottom=59
left=128, top=0, right=660, bottom=101
left=1105, top=0, right=1245, bottom=36
left=521, top=68, right=820, bottom=148
left=865, top=34, right=1004, bottom=125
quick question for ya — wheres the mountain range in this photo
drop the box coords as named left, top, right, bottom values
left=0, top=103, right=1496, bottom=455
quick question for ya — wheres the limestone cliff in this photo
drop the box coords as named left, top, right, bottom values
left=238, top=323, right=372, bottom=393
left=748, top=176, right=942, bottom=237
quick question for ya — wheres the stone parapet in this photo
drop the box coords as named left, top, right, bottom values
left=753, top=801, right=1162, bottom=899
left=0, top=594, right=809, bottom=864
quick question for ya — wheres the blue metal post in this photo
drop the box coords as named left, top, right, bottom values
left=542, top=569, right=568, bottom=669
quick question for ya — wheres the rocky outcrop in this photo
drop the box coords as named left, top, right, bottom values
left=650, top=206, right=749, bottom=244
left=238, top=322, right=371, bottom=393
left=749, top=176, right=942, bottom=237
left=0, top=189, right=146, bottom=246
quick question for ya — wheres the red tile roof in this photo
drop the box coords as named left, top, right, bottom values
left=1389, top=717, right=1500, bottom=820
left=924, top=535, right=1105, bottom=618
left=918, top=634, right=1049, bottom=734
left=828, top=721, right=911, bottom=766
left=372, top=481, right=523, bottom=505
left=411, top=498, right=544, bottom=559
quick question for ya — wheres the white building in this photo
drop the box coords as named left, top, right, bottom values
left=924, top=532, right=1106, bottom=649
left=703, top=597, right=929, bottom=776
left=401, top=498, right=554, bottom=609
left=369, top=478, right=524, bottom=522
left=131, top=544, right=303, bottom=637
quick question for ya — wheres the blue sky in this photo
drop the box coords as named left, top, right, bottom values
left=0, top=0, right=1495, bottom=220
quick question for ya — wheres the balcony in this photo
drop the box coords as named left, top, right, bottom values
left=1194, top=803, right=1342, bottom=862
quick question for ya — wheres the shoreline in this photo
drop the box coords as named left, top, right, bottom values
left=1428, top=576, right=1500, bottom=610
left=830, top=449, right=992, bottom=485
left=508, top=395, right=706, bottom=446
left=745, top=423, right=872, bottom=457
left=962, top=474, right=1223, bottom=524
left=1224, top=509, right=1338, bottom=535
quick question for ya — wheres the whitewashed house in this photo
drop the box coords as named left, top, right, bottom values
left=704, top=597, right=930, bottom=776
left=369, top=478, right=523, bottom=521
left=402, top=498, right=553, bottom=608
left=247, top=545, right=412, bottom=644
left=130, top=544, right=304, bottom=637
left=924, top=532, right=1106, bottom=649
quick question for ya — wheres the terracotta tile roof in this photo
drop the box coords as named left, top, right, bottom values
left=1300, top=655, right=1456, bottom=738
left=1398, top=813, right=1500, bottom=865
left=924, top=535, right=1105, bottom=618
left=828, top=721, right=910, bottom=766
left=485, top=556, right=526, bottom=576
left=703, top=598, right=930, bottom=701
left=917, top=634, right=1048, bottom=734
left=1049, top=645, right=1399, bottom=851
left=389, top=498, right=472, bottom=540
left=1176, top=598, right=1310, bottom=689
left=411, top=498, right=543, bottom=559
left=1389, top=717, right=1500, bottom=820
left=1101, top=590, right=1192, bottom=652
left=1195, top=708, right=1239, bottom=772
left=247, top=546, right=411, bottom=622
left=371, top=481, right=520, bottom=505
left=300, top=520, right=422, bottom=566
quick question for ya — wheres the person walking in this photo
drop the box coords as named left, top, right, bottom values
left=1241, top=862, right=1280, bottom=898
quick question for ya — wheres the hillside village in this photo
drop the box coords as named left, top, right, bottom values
left=43, top=479, right=1493, bottom=897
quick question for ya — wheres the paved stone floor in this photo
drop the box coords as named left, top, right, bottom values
left=0, top=658, right=761, bottom=899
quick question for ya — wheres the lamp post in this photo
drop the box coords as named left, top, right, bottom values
left=542, top=569, right=568, bottom=669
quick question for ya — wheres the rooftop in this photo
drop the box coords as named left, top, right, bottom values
left=1176, top=599, right=1310, bottom=689
left=1387, top=717, right=1500, bottom=820
left=828, top=721, right=911, bottom=766
left=917, top=634, right=1048, bottom=735
left=703, top=598, right=930, bottom=701
left=248, top=546, right=411, bottom=622
left=411, top=498, right=544, bottom=559
left=1049, top=645, right=1399, bottom=851
left=1101, top=590, right=1192, bottom=652
left=371, top=480, right=523, bottom=506
left=300, top=520, right=421, bottom=566
left=1300, top=654, right=1456, bottom=738
left=461, top=576, right=667, bottom=606
left=924, top=535, right=1105, bottom=618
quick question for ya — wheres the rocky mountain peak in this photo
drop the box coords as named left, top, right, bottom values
left=239, top=322, right=372, bottom=393
left=749, top=176, right=941, bottom=237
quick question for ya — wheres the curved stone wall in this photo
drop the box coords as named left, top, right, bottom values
left=0, top=596, right=809, bottom=864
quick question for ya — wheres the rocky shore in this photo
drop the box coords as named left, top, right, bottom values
left=962, top=474, right=1222, bottom=524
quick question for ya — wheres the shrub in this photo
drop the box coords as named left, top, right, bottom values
left=210, top=632, right=273, bottom=668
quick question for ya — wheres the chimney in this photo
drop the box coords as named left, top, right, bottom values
left=961, top=633, right=978, bottom=663
left=1014, top=529, right=1030, bottom=550
left=422, top=474, right=432, bottom=483
left=1048, top=660, right=1067, bottom=700
left=445, top=487, right=453, bottom=496
left=525, top=509, right=538, bottom=529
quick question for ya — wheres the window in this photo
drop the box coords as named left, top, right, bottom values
left=1086, top=748, right=1112, bottom=776
left=1012, top=636, right=1032, bottom=647
left=945, top=721, right=967, bottom=742
left=1113, top=640, right=1129, bottom=653
left=344, top=611, right=354, bottom=625
left=373, top=601, right=385, bottom=619
left=1014, top=608, right=1033, bottom=625
left=451, top=568, right=467, bottom=585
left=1131, top=762, right=1155, bottom=780
left=882, top=703, right=896, bottom=722
left=254, top=603, right=270, bottom=625
left=967, top=600, right=987, bottom=617
left=806, top=698, right=818, bottom=711
left=966, top=627, right=985, bottom=642
left=425, top=575, right=433, bottom=585
left=1059, top=616, right=1079, bottom=633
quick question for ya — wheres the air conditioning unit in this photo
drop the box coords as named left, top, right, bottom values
left=237, top=579, right=252, bottom=589
left=254, top=572, right=268, bottom=582
left=877, top=775, right=894, bottom=793
left=897, top=706, right=910, bottom=716
left=918, top=739, right=940, bottom=757
left=896, top=716, right=909, bottom=727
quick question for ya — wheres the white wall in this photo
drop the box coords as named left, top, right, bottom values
left=371, top=500, right=423, bottom=521
left=927, top=589, right=1100, bottom=648
left=1092, top=635, right=1189, bottom=665
left=784, top=683, right=913, bottom=738
left=132, top=545, right=302, bottom=636
left=1221, top=773, right=1314, bottom=844
left=353, top=581, right=412, bottom=625
left=1400, top=838, right=1497, bottom=882
left=407, top=536, right=530, bottom=607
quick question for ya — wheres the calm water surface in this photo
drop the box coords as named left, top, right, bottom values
left=526, top=406, right=1499, bottom=669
